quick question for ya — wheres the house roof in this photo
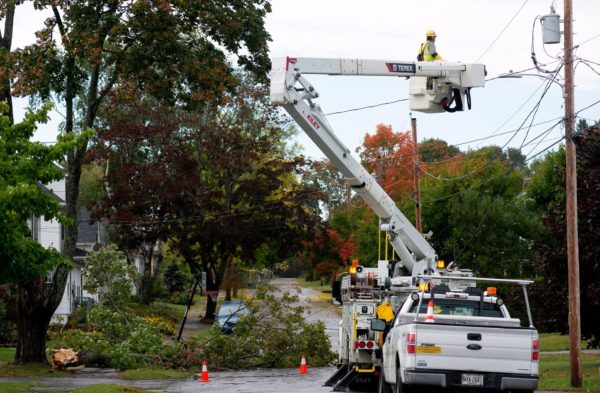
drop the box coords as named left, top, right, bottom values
left=77, top=207, right=98, bottom=244
left=73, top=247, right=88, bottom=262
left=37, top=181, right=65, bottom=204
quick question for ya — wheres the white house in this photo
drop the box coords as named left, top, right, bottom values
left=29, top=164, right=102, bottom=323
left=51, top=207, right=107, bottom=323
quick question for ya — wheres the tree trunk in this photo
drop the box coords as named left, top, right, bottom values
left=139, top=273, right=154, bottom=305
left=204, top=280, right=218, bottom=322
left=0, top=2, right=15, bottom=125
left=203, top=255, right=230, bottom=320
left=138, top=244, right=162, bottom=305
left=15, top=280, right=54, bottom=364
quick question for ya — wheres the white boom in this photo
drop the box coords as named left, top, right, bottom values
left=270, top=56, right=485, bottom=277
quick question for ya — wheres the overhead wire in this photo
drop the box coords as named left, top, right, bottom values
left=415, top=67, right=561, bottom=184
left=576, top=60, right=600, bottom=79
left=517, top=69, right=560, bottom=150
left=325, top=98, right=408, bottom=116
left=475, top=0, right=530, bottom=63
left=422, top=135, right=565, bottom=204
left=419, top=119, right=561, bottom=184
left=478, top=78, right=548, bottom=143
left=484, top=60, right=562, bottom=82
left=576, top=33, right=600, bottom=48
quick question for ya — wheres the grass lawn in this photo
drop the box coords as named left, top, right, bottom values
left=0, top=382, right=149, bottom=393
left=539, top=352, right=600, bottom=391
left=0, top=348, right=67, bottom=378
left=539, top=332, right=592, bottom=352
left=0, top=382, right=42, bottom=393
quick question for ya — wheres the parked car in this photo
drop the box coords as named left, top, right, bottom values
left=215, top=300, right=250, bottom=334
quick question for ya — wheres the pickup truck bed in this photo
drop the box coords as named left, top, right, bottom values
left=382, top=292, right=539, bottom=392
left=403, top=321, right=538, bottom=390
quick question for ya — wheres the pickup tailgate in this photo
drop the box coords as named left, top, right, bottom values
left=413, top=323, right=535, bottom=374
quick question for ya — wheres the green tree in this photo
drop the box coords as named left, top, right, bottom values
left=419, top=138, right=460, bottom=163
left=8, top=1, right=271, bottom=362
left=82, top=244, right=138, bottom=310
left=417, top=146, right=542, bottom=277
left=0, top=103, right=86, bottom=364
left=78, top=164, right=104, bottom=210
left=301, top=159, right=348, bottom=218
left=528, top=125, right=600, bottom=345
left=55, top=245, right=163, bottom=369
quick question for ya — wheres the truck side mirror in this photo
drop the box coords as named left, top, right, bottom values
left=370, top=318, right=386, bottom=332
left=332, top=280, right=342, bottom=304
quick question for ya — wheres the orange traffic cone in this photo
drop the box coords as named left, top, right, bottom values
left=299, top=355, right=308, bottom=374
left=199, top=361, right=209, bottom=382
left=424, top=300, right=435, bottom=323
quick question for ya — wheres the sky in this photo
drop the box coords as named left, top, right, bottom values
left=9, top=0, right=600, bottom=162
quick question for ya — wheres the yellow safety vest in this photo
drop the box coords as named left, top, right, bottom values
left=418, top=41, right=441, bottom=61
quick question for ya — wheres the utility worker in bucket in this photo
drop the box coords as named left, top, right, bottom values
left=417, top=30, right=442, bottom=61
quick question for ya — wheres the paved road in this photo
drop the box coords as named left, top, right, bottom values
left=1, top=368, right=356, bottom=392
left=269, top=277, right=341, bottom=350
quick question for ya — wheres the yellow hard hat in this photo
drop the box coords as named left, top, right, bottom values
left=426, top=29, right=437, bottom=37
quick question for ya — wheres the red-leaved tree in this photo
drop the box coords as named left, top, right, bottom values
left=89, top=93, right=200, bottom=304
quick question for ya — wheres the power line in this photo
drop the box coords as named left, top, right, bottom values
left=518, top=72, right=559, bottom=149
left=325, top=98, right=408, bottom=116
left=575, top=33, right=600, bottom=48
left=475, top=0, right=530, bottom=62
left=576, top=60, right=600, bottom=79
left=478, top=79, right=548, bottom=144
left=422, top=136, right=565, bottom=204
left=419, top=119, right=562, bottom=185
left=484, top=61, right=561, bottom=82
left=575, top=98, right=600, bottom=115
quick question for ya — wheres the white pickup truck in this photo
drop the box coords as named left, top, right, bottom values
left=377, top=276, right=539, bottom=393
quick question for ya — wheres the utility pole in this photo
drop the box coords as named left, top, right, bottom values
left=411, top=117, right=422, bottom=233
left=564, top=0, right=582, bottom=387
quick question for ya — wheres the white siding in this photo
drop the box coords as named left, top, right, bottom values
left=52, top=268, right=81, bottom=323
left=39, top=217, right=62, bottom=252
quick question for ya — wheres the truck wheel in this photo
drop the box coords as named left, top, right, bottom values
left=378, top=367, right=392, bottom=393
left=395, top=367, right=410, bottom=393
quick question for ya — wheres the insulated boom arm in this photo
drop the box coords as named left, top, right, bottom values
left=270, top=57, right=485, bottom=275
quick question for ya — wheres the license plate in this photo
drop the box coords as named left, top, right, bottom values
left=461, top=373, right=484, bottom=386
left=416, top=345, right=441, bottom=354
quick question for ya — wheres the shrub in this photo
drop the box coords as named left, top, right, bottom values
left=158, top=284, right=336, bottom=370
left=163, top=263, right=186, bottom=294
left=82, top=245, right=138, bottom=309
left=143, top=316, right=176, bottom=337
left=49, top=305, right=164, bottom=369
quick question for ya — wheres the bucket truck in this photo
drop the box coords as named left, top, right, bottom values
left=269, top=57, right=486, bottom=390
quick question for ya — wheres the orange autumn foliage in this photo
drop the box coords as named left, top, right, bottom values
left=358, top=124, right=415, bottom=201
